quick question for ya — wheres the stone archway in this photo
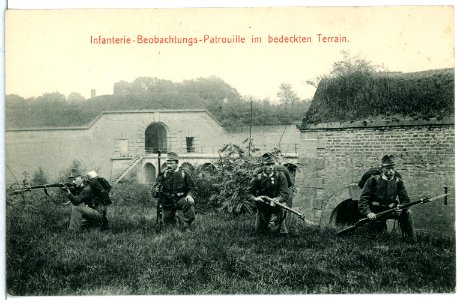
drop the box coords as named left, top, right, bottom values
left=145, top=123, right=167, bottom=154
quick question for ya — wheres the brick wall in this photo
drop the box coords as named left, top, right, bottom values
left=295, top=120, right=455, bottom=235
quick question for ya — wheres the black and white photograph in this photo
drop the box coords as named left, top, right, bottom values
left=2, top=0, right=456, bottom=296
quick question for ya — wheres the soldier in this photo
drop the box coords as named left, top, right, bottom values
left=253, top=153, right=295, bottom=230
left=152, top=152, right=197, bottom=231
left=247, top=154, right=290, bottom=234
left=358, top=155, right=417, bottom=242
left=62, top=170, right=110, bottom=232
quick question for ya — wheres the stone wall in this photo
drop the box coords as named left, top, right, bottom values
left=5, top=110, right=228, bottom=185
left=294, top=119, right=455, bottom=235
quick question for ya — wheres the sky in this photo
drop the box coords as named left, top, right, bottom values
left=4, top=3, right=455, bottom=103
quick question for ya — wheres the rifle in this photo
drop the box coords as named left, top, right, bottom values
left=259, top=196, right=316, bottom=225
left=9, top=182, right=75, bottom=204
left=152, top=183, right=164, bottom=232
left=336, top=193, right=450, bottom=236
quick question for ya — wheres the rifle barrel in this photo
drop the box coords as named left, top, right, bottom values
left=260, top=197, right=316, bottom=225
left=10, top=183, right=72, bottom=195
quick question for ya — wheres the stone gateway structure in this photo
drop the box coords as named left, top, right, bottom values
left=5, top=109, right=299, bottom=186
left=6, top=110, right=228, bottom=185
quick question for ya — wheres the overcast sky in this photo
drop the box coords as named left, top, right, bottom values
left=5, top=4, right=454, bottom=102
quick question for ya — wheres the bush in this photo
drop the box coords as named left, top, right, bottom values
left=205, top=145, right=285, bottom=215
left=31, top=167, right=48, bottom=185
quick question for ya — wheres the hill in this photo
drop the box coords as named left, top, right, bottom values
left=300, top=68, right=454, bottom=127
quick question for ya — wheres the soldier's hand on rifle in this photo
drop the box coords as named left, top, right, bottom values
left=61, top=186, right=71, bottom=194
left=395, top=205, right=403, bottom=216
left=254, top=196, right=264, bottom=202
left=367, top=212, right=377, bottom=220
left=185, top=195, right=195, bottom=205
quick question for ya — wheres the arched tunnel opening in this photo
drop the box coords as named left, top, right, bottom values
left=329, top=198, right=362, bottom=226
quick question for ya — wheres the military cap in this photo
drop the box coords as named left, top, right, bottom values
left=68, top=169, right=83, bottom=179
left=166, top=152, right=180, bottom=162
left=381, top=155, right=396, bottom=167
left=261, top=153, right=276, bottom=165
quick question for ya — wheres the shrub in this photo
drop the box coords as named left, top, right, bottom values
left=206, top=145, right=285, bottom=215
left=31, top=167, right=48, bottom=185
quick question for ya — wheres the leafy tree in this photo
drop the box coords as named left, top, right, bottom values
left=113, top=80, right=132, bottom=95
left=36, top=92, right=66, bottom=103
left=67, top=92, right=85, bottom=103
left=277, top=83, right=300, bottom=109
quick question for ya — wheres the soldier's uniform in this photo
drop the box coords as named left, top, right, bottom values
left=247, top=156, right=290, bottom=234
left=358, top=155, right=417, bottom=242
left=154, top=152, right=197, bottom=229
left=67, top=171, right=109, bottom=232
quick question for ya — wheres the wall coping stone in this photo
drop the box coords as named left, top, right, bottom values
left=298, top=117, right=454, bottom=131
left=6, top=109, right=223, bottom=132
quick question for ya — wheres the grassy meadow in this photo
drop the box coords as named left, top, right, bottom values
left=6, top=185, right=456, bottom=295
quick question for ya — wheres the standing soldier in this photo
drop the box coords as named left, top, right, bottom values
left=247, top=154, right=290, bottom=234
left=152, top=152, right=197, bottom=231
left=358, top=155, right=417, bottom=242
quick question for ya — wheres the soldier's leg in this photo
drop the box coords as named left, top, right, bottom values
left=398, top=209, right=417, bottom=242
left=255, top=202, right=271, bottom=233
left=270, top=207, right=288, bottom=234
left=279, top=211, right=288, bottom=234
left=176, top=197, right=196, bottom=228
left=69, top=203, right=103, bottom=232
left=162, top=206, right=178, bottom=227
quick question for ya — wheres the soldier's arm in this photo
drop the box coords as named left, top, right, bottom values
left=397, top=179, right=410, bottom=204
left=184, top=172, right=197, bottom=198
left=358, top=177, right=373, bottom=216
left=275, top=173, right=289, bottom=203
left=246, top=177, right=259, bottom=200
left=67, top=186, right=92, bottom=206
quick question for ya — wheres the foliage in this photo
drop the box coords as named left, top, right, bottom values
left=56, top=159, right=87, bottom=183
left=302, top=52, right=454, bottom=125
left=6, top=76, right=311, bottom=129
left=31, top=166, right=48, bottom=185
left=5, top=194, right=456, bottom=295
left=277, top=83, right=301, bottom=109
left=203, top=145, right=287, bottom=215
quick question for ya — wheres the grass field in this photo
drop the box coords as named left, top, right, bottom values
left=6, top=191, right=456, bottom=296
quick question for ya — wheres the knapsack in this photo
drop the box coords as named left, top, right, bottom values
left=97, top=177, right=112, bottom=193
left=88, top=177, right=113, bottom=205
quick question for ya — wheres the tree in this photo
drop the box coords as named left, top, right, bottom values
left=36, top=92, right=66, bottom=103
left=113, top=80, right=132, bottom=95
left=277, top=83, right=300, bottom=109
left=67, top=92, right=85, bottom=103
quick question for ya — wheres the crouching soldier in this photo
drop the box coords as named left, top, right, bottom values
left=153, top=152, right=197, bottom=231
left=63, top=170, right=111, bottom=232
left=247, top=154, right=290, bottom=234
left=358, top=155, right=417, bottom=242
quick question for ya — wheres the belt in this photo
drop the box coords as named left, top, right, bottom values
left=371, top=201, right=397, bottom=208
left=166, top=192, right=185, bottom=198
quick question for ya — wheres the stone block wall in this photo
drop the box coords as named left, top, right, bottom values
left=294, top=120, right=455, bottom=235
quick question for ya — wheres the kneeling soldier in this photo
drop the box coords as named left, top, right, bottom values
left=247, top=154, right=290, bottom=234
left=359, top=155, right=417, bottom=242
left=63, top=171, right=110, bottom=232
left=153, top=152, right=197, bottom=231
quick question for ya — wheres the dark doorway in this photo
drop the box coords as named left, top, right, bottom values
left=329, top=199, right=361, bottom=226
left=143, top=163, right=156, bottom=184
left=145, top=123, right=167, bottom=153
